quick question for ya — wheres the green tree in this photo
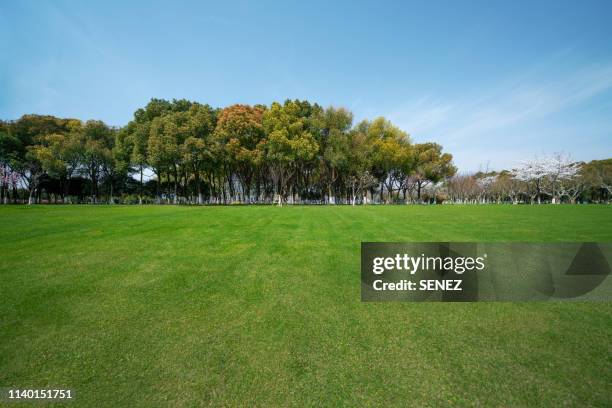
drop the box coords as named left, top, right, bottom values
left=346, top=128, right=376, bottom=204
left=125, top=98, right=174, bottom=204
left=411, top=142, right=456, bottom=202
left=11, top=115, right=74, bottom=204
left=0, top=123, right=22, bottom=203
left=357, top=117, right=410, bottom=203
left=148, top=115, right=180, bottom=202
left=77, top=120, right=114, bottom=203
left=582, top=159, right=612, bottom=202
left=263, top=100, right=319, bottom=205
left=313, top=107, right=353, bottom=204
left=29, top=123, right=81, bottom=202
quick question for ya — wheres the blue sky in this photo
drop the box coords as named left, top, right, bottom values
left=1, top=0, right=611, bottom=171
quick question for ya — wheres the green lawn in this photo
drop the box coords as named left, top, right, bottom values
left=1, top=205, right=611, bottom=407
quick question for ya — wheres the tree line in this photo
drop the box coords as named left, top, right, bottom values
left=442, top=155, right=611, bottom=204
left=0, top=98, right=457, bottom=205
left=2, top=99, right=609, bottom=206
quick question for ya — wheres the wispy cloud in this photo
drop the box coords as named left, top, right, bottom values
left=386, top=60, right=612, bottom=171
left=387, top=96, right=453, bottom=138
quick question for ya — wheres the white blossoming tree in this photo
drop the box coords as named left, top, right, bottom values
left=512, top=153, right=579, bottom=204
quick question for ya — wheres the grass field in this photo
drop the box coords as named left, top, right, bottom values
left=1, top=205, right=611, bottom=407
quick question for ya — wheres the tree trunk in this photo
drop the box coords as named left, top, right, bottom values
left=183, top=170, right=188, bottom=202
left=173, top=166, right=179, bottom=204
left=28, top=184, right=35, bottom=205
left=139, top=166, right=143, bottom=205
left=91, top=170, right=97, bottom=204
left=195, top=172, right=203, bottom=205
